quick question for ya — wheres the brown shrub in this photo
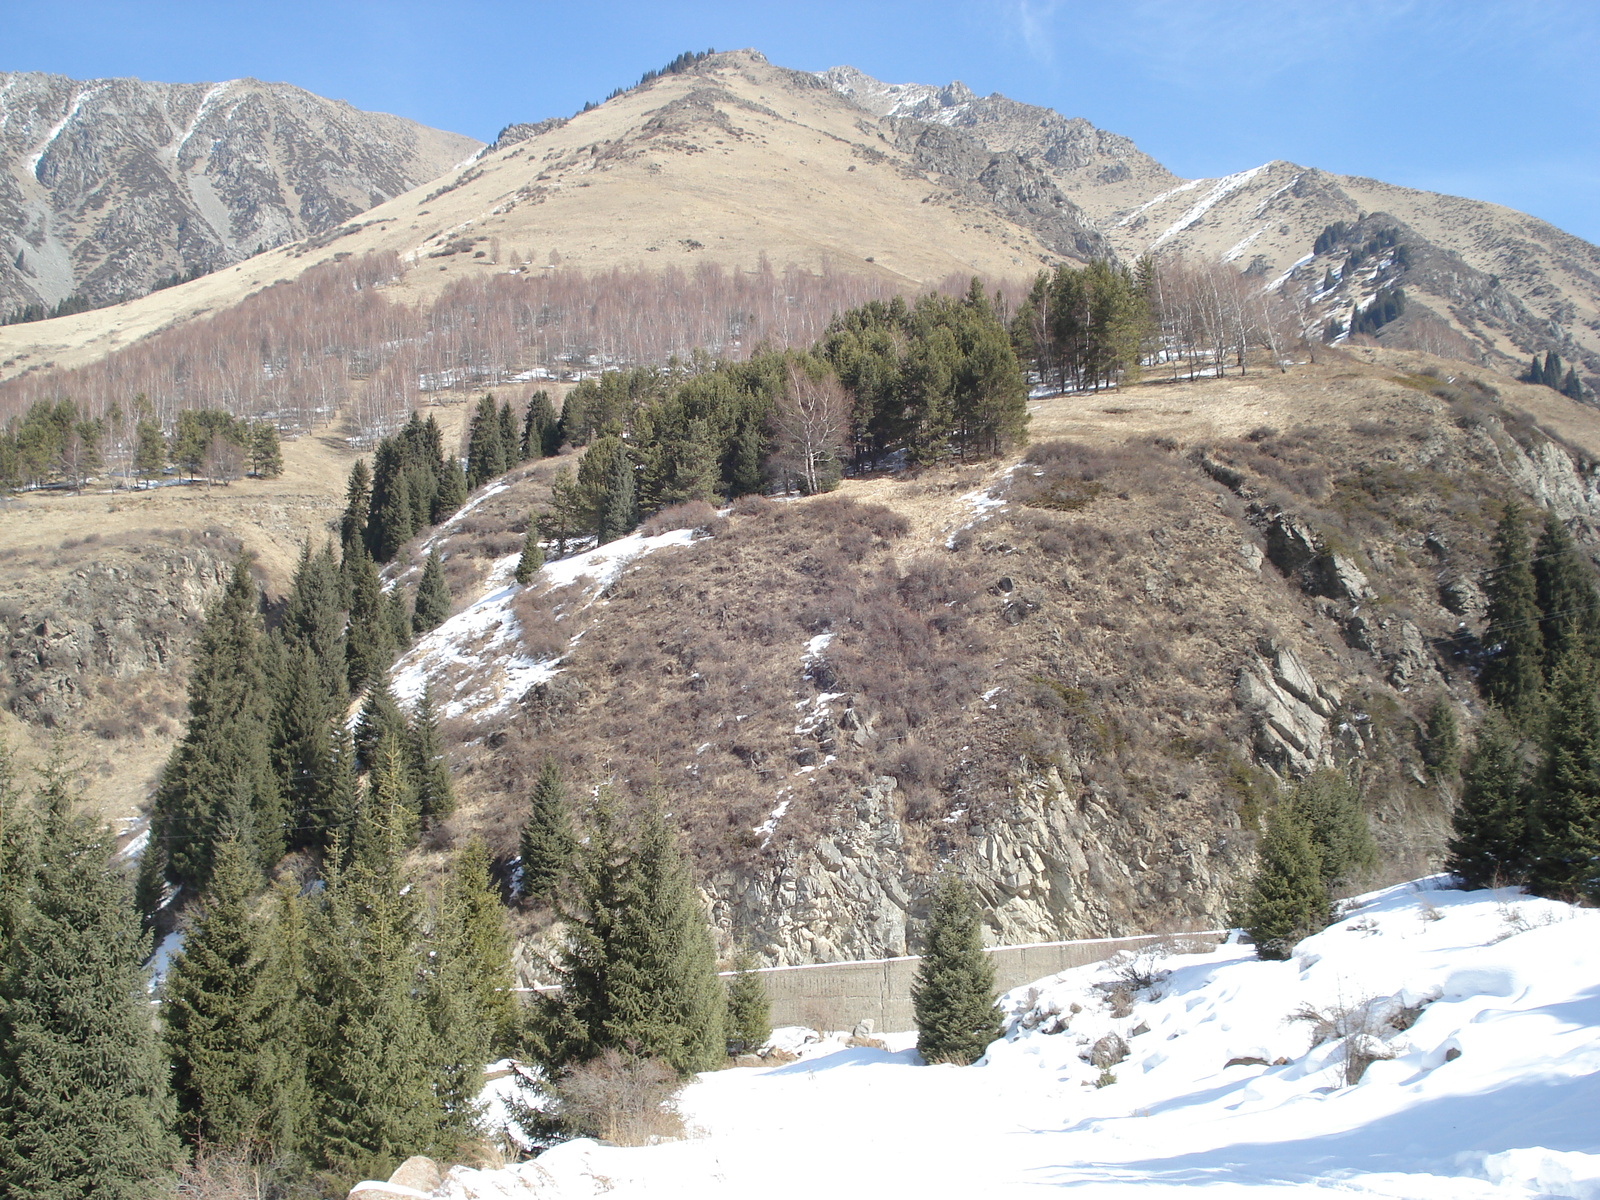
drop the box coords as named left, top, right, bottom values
left=548, top=1049, right=685, bottom=1146
left=641, top=500, right=719, bottom=536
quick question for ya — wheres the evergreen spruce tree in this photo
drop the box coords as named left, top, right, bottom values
left=1445, top=710, right=1530, bottom=889
left=538, top=797, right=724, bottom=1076
left=351, top=733, right=420, bottom=873
left=911, top=874, right=999, bottom=1065
left=385, top=585, right=413, bottom=654
left=428, top=838, right=518, bottom=1122
left=514, top=516, right=545, bottom=584
left=518, top=758, right=574, bottom=905
left=343, top=544, right=397, bottom=693
left=304, top=824, right=446, bottom=1183
left=149, top=558, right=284, bottom=892
left=408, top=687, right=455, bottom=826
left=499, top=401, right=522, bottom=465
left=1241, top=805, right=1328, bottom=960
left=250, top=881, right=314, bottom=1160
left=340, top=459, right=372, bottom=557
left=0, top=782, right=179, bottom=1197
left=523, top=390, right=560, bottom=457
left=1283, top=770, right=1377, bottom=891
left=354, top=681, right=410, bottom=777
left=724, top=951, right=771, bottom=1056
left=598, top=443, right=637, bottom=543
left=273, top=644, right=348, bottom=852
left=250, top=422, right=283, bottom=478
left=464, top=395, right=507, bottom=491
left=413, top=548, right=451, bottom=634
left=1562, top=367, right=1585, bottom=403
left=163, top=837, right=266, bottom=1148
left=1527, top=653, right=1600, bottom=900
left=1421, top=694, right=1461, bottom=781
left=1533, top=511, right=1600, bottom=677
left=281, top=542, right=349, bottom=705
left=1480, top=501, right=1545, bottom=727
left=432, top=456, right=467, bottom=522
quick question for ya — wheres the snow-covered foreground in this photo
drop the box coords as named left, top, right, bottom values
left=443, top=880, right=1599, bottom=1199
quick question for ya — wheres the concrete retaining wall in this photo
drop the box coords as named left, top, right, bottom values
left=741, top=931, right=1224, bottom=1033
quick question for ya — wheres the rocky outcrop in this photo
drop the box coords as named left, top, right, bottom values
left=1234, top=639, right=1341, bottom=775
left=0, top=543, right=231, bottom=726
left=0, top=72, right=479, bottom=312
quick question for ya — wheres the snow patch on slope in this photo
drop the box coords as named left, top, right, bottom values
left=389, top=528, right=698, bottom=721
left=1151, top=164, right=1269, bottom=248
left=452, top=880, right=1600, bottom=1198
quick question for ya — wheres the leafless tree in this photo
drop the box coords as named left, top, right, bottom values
left=770, top=362, right=851, bottom=495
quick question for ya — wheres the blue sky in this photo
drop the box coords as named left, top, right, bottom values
left=11, top=1, right=1599, bottom=242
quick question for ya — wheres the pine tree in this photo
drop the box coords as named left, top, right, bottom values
left=432, top=456, right=467, bottom=522
left=1284, top=770, right=1376, bottom=891
left=1562, top=367, right=1585, bottom=403
left=274, top=643, right=351, bottom=852
left=538, top=797, right=724, bottom=1076
left=250, top=881, right=314, bottom=1159
left=1533, top=511, right=1600, bottom=677
left=339, top=459, right=372, bottom=557
left=598, top=442, right=638, bottom=543
left=351, top=733, right=419, bottom=873
left=1527, top=653, right=1600, bottom=900
left=724, top=951, right=771, bottom=1056
left=385, top=585, right=413, bottom=655
left=0, top=782, right=179, bottom=1197
left=354, top=681, right=409, bottom=776
left=408, top=687, right=455, bottom=826
left=465, top=394, right=507, bottom=491
left=1421, top=694, right=1461, bottom=781
left=523, top=390, right=560, bottom=457
left=911, top=874, right=999, bottom=1065
left=304, top=835, right=446, bottom=1183
left=1445, top=710, right=1530, bottom=889
left=250, top=422, right=283, bottom=478
left=518, top=758, right=574, bottom=905
left=344, top=544, right=397, bottom=693
left=281, top=542, right=348, bottom=706
left=163, top=837, right=265, bottom=1148
left=1241, top=805, right=1328, bottom=960
left=413, top=548, right=451, bottom=634
left=514, top=516, right=545, bottom=584
left=428, top=838, right=518, bottom=1121
left=149, top=558, right=285, bottom=893
left=499, top=400, right=521, bottom=465
left=1481, top=501, right=1545, bottom=727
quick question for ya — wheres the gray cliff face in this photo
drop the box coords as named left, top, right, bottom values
left=0, top=72, right=480, bottom=312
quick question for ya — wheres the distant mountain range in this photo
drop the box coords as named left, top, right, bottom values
left=0, top=72, right=480, bottom=315
left=0, top=50, right=1594, bottom=391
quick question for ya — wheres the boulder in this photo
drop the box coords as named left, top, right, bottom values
left=1089, top=1032, right=1129, bottom=1068
left=388, top=1158, right=443, bottom=1194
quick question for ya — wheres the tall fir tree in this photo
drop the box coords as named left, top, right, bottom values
left=724, top=950, right=772, bottom=1056
left=250, top=422, right=283, bottom=478
left=514, top=517, right=545, bottom=584
left=538, top=797, right=724, bottom=1076
left=428, top=838, right=518, bottom=1122
left=354, top=679, right=409, bottom=776
left=350, top=733, right=420, bottom=873
left=518, top=758, right=574, bottom=905
left=911, top=874, right=999, bottom=1065
left=1241, top=804, right=1328, bottom=960
left=1532, top=511, right=1600, bottom=677
left=1445, top=710, right=1530, bottom=889
left=523, top=390, right=560, bottom=458
left=413, top=548, right=451, bottom=634
left=304, top=833, right=446, bottom=1183
left=1421, top=694, right=1462, bottom=782
left=1527, top=653, right=1600, bottom=900
left=0, top=779, right=179, bottom=1197
left=163, top=837, right=266, bottom=1148
left=408, top=687, right=456, bottom=826
left=149, top=558, right=285, bottom=893
left=274, top=642, right=351, bottom=852
left=281, top=542, right=348, bottom=706
left=464, top=394, right=508, bottom=492
left=344, top=544, right=398, bottom=693
left=340, top=459, right=372, bottom=557
left=1283, top=770, right=1376, bottom=891
left=598, top=441, right=638, bottom=543
left=498, top=400, right=522, bottom=465
left=1480, top=501, right=1546, bottom=728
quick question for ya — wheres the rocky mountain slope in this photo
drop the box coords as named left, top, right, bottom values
left=813, top=66, right=1600, bottom=388
left=0, top=71, right=479, bottom=314
left=348, top=348, right=1600, bottom=967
